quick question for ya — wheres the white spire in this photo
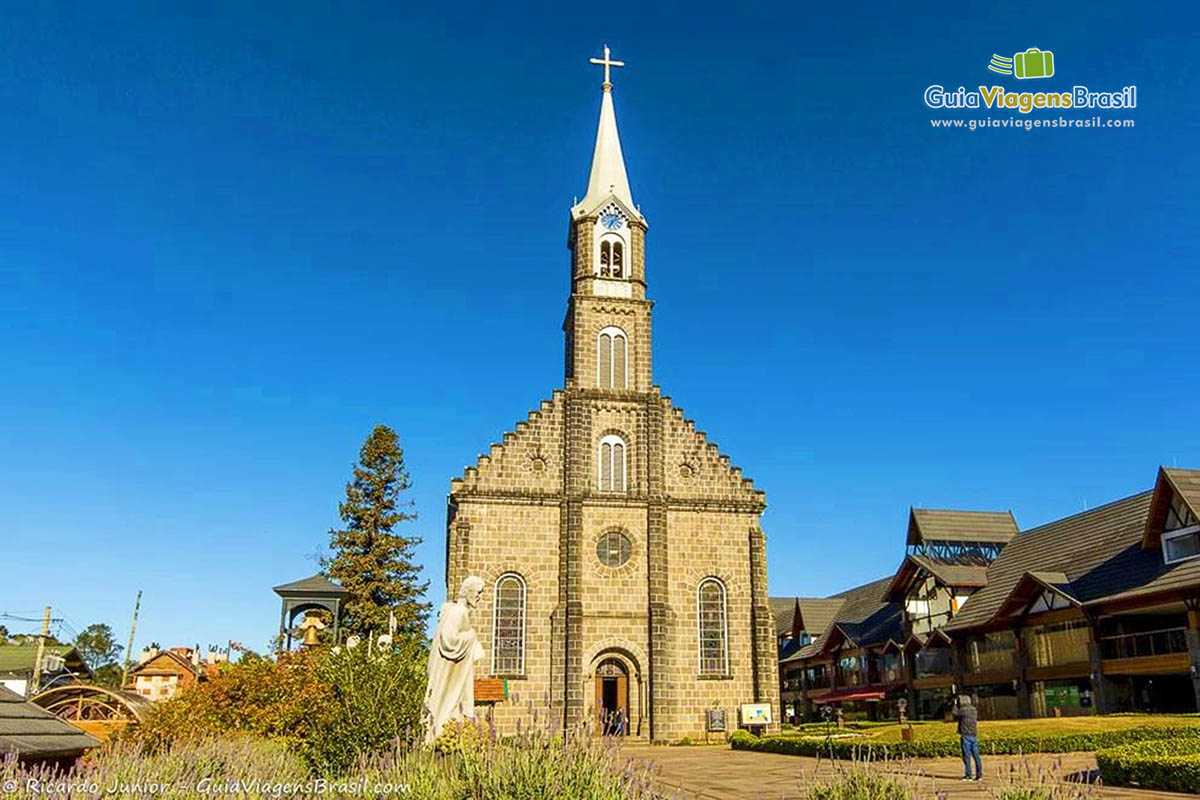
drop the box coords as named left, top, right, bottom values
left=575, top=46, right=638, bottom=219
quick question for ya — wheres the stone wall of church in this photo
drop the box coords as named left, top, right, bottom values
left=654, top=507, right=779, bottom=739
left=450, top=393, right=565, bottom=500
left=661, top=397, right=766, bottom=505
left=452, top=498, right=561, bottom=734
left=579, top=503, right=650, bottom=733
left=566, top=297, right=653, bottom=392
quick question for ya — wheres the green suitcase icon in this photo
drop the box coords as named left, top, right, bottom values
left=1014, top=48, right=1054, bottom=79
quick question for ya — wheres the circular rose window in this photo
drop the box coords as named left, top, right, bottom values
left=596, top=530, right=632, bottom=568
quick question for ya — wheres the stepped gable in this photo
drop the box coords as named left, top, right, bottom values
left=660, top=392, right=765, bottom=508
left=451, top=390, right=565, bottom=496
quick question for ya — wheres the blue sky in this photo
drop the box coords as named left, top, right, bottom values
left=1, top=2, right=1196, bottom=654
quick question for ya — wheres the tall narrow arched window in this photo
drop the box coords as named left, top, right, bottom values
left=492, top=573, right=526, bottom=676
left=599, top=241, right=612, bottom=277
left=598, top=434, right=627, bottom=492
left=597, top=327, right=628, bottom=389
left=611, top=242, right=624, bottom=278
left=697, top=578, right=728, bottom=676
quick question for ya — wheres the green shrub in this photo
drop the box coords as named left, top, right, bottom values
left=132, top=649, right=337, bottom=751
left=804, top=769, right=915, bottom=800
left=1096, top=737, right=1200, bottom=793
left=133, top=637, right=427, bottom=774
left=729, top=729, right=758, bottom=747
left=731, top=724, right=1200, bottom=760
left=305, top=636, right=427, bottom=773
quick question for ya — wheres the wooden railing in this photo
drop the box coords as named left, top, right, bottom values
left=1099, top=627, right=1188, bottom=660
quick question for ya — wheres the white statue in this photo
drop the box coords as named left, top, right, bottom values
left=423, top=576, right=486, bottom=744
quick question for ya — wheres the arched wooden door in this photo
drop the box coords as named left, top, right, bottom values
left=594, top=658, right=629, bottom=735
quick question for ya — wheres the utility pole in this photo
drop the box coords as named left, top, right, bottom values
left=121, top=590, right=142, bottom=690
left=29, top=605, right=51, bottom=698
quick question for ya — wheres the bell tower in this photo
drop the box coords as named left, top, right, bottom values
left=447, top=46, right=779, bottom=743
left=564, top=46, right=652, bottom=392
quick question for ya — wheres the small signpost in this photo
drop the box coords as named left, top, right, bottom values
left=740, top=702, right=772, bottom=736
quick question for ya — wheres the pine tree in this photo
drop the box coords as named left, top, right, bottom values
left=323, top=425, right=430, bottom=637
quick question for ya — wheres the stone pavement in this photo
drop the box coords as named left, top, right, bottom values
left=620, top=743, right=1195, bottom=800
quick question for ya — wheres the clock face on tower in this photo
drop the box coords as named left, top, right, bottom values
left=600, top=212, right=623, bottom=230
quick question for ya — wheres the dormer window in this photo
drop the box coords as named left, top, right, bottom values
left=1162, top=492, right=1200, bottom=564
left=1164, top=527, right=1200, bottom=564
left=1029, top=588, right=1072, bottom=613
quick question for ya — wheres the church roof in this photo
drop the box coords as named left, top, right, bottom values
left=572, top=77, right=642, bottom=222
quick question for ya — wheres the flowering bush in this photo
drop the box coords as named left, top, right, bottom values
left=133, top=649, right=336, bottom=752
left=433, top=719, right=490, bottom=755
left=133, top=637, right=427, bottom=774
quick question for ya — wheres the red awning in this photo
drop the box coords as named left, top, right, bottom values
left=812, top=688, right=887, bottom=704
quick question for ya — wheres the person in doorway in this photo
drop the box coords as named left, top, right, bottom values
left=953, top=694, right=981, bottom=781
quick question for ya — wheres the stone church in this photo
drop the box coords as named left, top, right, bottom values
left=445, top=50, right=780, bottom=741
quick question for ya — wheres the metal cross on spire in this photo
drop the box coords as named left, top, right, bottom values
left=589, top=45, right=625, bottom=89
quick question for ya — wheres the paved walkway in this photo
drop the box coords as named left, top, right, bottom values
left=620, top=743, right=1194, bottom=800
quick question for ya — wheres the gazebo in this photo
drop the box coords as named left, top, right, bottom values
left=273, top=573, right=351, bottom=649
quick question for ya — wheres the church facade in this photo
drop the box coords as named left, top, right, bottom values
left=445, top=53, right=780, bottom=741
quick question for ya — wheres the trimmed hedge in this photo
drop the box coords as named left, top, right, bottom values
left=788, top=720, right=933, bottom=733
left=731, top=725, right=1200, bottom=760
left=1096, top=737, right=1200, bottom=793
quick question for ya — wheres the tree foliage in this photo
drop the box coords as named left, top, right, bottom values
left=75, top=623, right=124, bottom=682
left=322, top=425, right=430, bottom=637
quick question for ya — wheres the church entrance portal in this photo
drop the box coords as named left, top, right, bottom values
left=594, top=658, right=628, bottom=736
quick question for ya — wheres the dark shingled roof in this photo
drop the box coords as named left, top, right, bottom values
left=907, top=508, right=1019, bottom=546
left=1143, top=467, right=1200, bottom=549
left=0, top=686, right=98, bottom=760
left=272, top=573, right=350, bottom=597
left=769, top=597, right=799, bottom=636
left=945, top=488, right=1200, bottom=631
left=783, top=577, right=903, bottom=663
left=797, top=598, right=846, bottom=636
left=883, top=554, right=991, bottom=601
